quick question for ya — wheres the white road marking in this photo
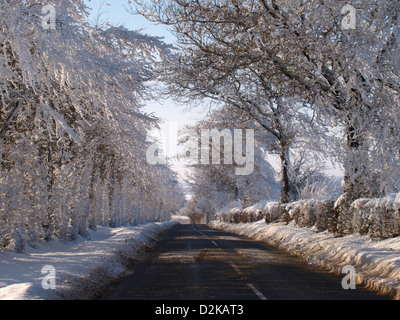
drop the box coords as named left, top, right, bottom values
left=192, top=225, right=207, bottom=237
left=230, top=262, right=243, bottom=276
left=230, top=262, right=268, bottom=300
left=192, top=225, right=218, bottom=247
left=247, top=283, right=268, bottom=301
left=192, top=224, right=268, bottom=300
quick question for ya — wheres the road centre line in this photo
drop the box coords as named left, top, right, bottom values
left=191, top=225, right=268, bottom=300
left=229, top=261, right=268, bottom=300
left=247, top=283, right=268, bottom=301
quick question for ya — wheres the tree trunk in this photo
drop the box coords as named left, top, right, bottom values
left=108, top=160, right=116, bottom=227
left=88, top=160, right=97, bottom=230
left=279, top=139, right=290, bottom=204
left=342, top=120, right=374, bottom=201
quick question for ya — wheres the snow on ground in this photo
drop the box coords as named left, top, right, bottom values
left=0, top=221, right=178, bottom=300
left=171, top=215, right=191, bottom=224
left=209, top=220, right=400, bottom=299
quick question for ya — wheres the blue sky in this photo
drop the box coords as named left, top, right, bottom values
left=84, top=0, right=176, bottom=43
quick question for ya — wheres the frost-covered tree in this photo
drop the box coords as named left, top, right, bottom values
left=0, top=0, right=184, bottom=252
left=134, top=0, right=334, bottom=203
left=135, top=0, right=400, bottom=202
left=181, top=107, right=281, bottom=216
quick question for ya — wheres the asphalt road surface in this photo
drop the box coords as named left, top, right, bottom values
left=102, top=224, right=389, bottom=300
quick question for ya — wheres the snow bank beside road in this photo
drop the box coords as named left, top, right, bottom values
left=209, top=220, right=400, bottom=299
left=0, top=221, right=177, bottom=300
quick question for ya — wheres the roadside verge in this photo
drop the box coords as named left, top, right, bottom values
left=209, top=220, right=400, bottom=299
left=0, top=221, right=178, bottom=300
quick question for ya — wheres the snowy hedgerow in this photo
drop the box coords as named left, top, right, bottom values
left=284, top=200, right=336, bottom=231
left=241, top=204, right=264, bottom=223
left=218, top=193, right=400, bottom=241
left=215, top=203, right=266, bottom=224
left=313, top=200, right=336, bottom=233
left=357, top=195, right=400, bottom=240
left=333, top=194, right=354, bottom=237
left=349, top=198, right=373, bottom=236
left=291, top=200, right=335, bottom=230
left=333, top=194, right=400, bottom=240
left=293, top=201, right=317, bottom=228
left=264, top=203, right=290, bottom=224
left=229, top=208, right=242, bottom=224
